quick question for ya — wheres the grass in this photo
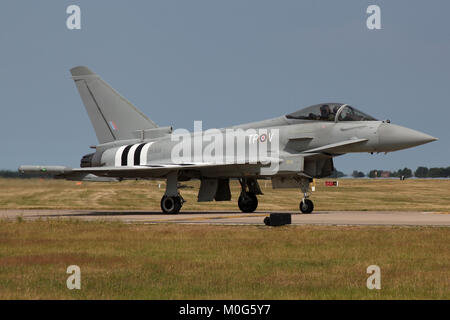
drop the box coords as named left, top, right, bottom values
left=0, top=178, right=449, bottom=212
left=0, top=220, right=448, bottom=299
left=0, top=178, right=448, bottom=299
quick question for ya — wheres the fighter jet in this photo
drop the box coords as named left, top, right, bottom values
left=19, top=66, right=438, bottom=214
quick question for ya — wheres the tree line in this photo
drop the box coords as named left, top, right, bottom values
left=350, top=166, right=450, bottom=178
left=1, top=167, right=450, bottom=179
left=0, top=170, right=37, bottom=179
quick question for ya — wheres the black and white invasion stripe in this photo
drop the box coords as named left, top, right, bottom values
left=114, top=142, right=155, bottom=167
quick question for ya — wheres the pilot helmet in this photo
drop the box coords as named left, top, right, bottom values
left=333, top=105, right=340, bottom=114
left=320, top=104, right=330, bottom=115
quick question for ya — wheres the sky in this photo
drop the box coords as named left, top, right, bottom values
left=0, top=0, right=448, bottom=174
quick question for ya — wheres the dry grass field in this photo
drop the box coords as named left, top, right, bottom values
left=0, top=178, right=449, bottom=212
left=0, top=178, right=448, bottom=299
left=0, top=221, right=448, bottom=299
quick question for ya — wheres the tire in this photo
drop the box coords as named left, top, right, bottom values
left=161, top=195, right=182, bottom=214
left=238, top=192, right=258, bottom=213
left=299, top=199, right=314, bottom=214
left=264, top=217, right=271, bottom=226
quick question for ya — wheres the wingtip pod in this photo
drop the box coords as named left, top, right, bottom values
left=18, top=165, right=73, bottom=174
left=70, top=66, right=96, bottom=77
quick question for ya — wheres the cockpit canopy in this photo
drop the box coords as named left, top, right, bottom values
left=286, top=103, right=377, bottom=122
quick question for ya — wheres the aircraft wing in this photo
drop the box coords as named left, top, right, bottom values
left=19, top=157, right=282, bottom=180
left=302, top=138, right=368, bottom=154
left=18, top=165, right=119, bottom=181
left=73, top=157, right=281, bottom=177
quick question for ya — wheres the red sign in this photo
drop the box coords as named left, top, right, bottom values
left=325, top=181, right=339, bottom=187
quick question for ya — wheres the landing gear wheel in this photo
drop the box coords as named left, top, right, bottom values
left=161, top=195, right=182, bottom=214
left=238, top=192, right=258, bottom=213
left=299, top=199, right=314, bottom=214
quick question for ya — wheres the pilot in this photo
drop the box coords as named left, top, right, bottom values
left=320, top=104, right=332, bottom=120
left=343, top=106, right=355, bottom=121
left=329, top=105, right=340, bottom=121
left=333, top=105, right=340, bottom=114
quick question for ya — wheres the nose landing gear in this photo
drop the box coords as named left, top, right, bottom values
left=298, top=177, right=314, bottom=214
left=300, top=198, right=314, bottom=214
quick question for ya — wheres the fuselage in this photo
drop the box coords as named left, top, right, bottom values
left=87, top=113, right=436, bottom=180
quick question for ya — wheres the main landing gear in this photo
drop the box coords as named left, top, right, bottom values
left=299, top=177, right=314, bottom=214
left=160, top=195, right=184, bottom=214
left=238, top=178, right=263, bottom=213
left=238, top=192, right=258, bottom=213
left=160, top=171, right=184, bottom=214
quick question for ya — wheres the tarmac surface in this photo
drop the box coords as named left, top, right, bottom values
left=1, top=209, right=450, bottom=226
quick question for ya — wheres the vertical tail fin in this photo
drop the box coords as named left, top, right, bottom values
left=70, top=66, right=157, bottom=144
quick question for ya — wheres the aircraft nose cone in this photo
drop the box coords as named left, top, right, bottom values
left=378, top=123, right=438, bottom=152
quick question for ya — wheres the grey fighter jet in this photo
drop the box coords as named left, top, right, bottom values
left=19, top=66, right=438, bottom=214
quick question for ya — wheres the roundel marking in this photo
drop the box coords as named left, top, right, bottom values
left=259, top=134, right=267, bottom=142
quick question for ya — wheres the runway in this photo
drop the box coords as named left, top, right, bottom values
left=1, top=209, right=449, bottom=226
